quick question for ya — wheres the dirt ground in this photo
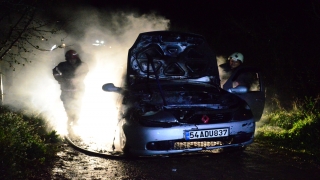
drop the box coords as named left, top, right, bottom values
left=50, top=140, right=320, bottom=180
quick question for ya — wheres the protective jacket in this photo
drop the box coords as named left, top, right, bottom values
left=219, top=63, right=255, bottom=89
left=53, top=60, right=89, bottom=91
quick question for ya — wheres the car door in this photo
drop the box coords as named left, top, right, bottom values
left=222, top=66, right=265, bottom=121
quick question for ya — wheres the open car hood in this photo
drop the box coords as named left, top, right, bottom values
left=126, top=31, right=220, bottom=86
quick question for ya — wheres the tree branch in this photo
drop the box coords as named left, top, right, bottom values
left=0, top=7, right=35, bottom=60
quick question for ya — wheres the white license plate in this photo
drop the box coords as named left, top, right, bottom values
left=185, top=128, right=229, bottom=140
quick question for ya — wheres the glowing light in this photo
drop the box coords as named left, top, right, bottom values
left=68, top=49, right=126, bottom=151
left=92, top=40, right=105, bottom=46
left=51, top=45, right=57, bottom=51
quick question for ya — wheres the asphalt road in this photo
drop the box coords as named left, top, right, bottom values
left=52, top=141, right=320, bottom=180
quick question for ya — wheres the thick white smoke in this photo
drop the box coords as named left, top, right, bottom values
left=2, top=7, right=169, bottom=151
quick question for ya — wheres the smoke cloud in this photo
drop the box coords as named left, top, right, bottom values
left=2, top=6, right=169, bottom=151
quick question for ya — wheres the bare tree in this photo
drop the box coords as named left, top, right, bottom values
left=0, top=0, right=64, bottom=68
left=0, top=0, right=67, bottom=105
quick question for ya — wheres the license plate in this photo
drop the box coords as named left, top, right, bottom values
left=185, top=128, right=229, bottom=140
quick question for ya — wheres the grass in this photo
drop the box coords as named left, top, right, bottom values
left=255, top=95, right=320, bottom=161
left=0, top=105, right=62, bottom=179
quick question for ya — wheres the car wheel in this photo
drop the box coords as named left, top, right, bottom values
left=120, top=130, right=127, bottom=151
left=120, top=127, right=130, bottom=154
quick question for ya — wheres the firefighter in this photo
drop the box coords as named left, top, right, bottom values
left=53, top=50, right=89, bottom=134
left=220, top=52, right=255, bottom=89
left=219, top=52, right=244, bottom=84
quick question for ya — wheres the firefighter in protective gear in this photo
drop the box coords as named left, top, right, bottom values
left=53, top=50, right=89, bottom=132
left=219, top=52, right=254, bottom=89
left=219, top=52, right=244, bottom=86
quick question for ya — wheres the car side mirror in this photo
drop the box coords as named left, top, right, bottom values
left=102, top=83, right=122, bottom=93
left=227, top=86, right=248, bottom=94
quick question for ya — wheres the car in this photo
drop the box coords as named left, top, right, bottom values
left=102, top=31, right=265, bottom=156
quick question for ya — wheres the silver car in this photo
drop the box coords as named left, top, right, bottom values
left=103, top=31, right=265, bottom=156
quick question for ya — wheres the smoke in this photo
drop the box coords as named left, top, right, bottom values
left=2, top=7, right=169, bottom=151
left=216, top=55, right=230, bottom=88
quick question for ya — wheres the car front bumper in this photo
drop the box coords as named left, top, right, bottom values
left=123, top=119, right=255, bottom=156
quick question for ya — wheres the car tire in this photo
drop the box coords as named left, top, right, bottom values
left=120, top=128, right=126, bottom=149
left=120, top=127, right=131, bottom=155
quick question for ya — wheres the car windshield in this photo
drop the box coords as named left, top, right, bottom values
left=127, top=31, right=220, bottom=86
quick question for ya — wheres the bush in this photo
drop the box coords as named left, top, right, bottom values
left=0, top=106, right=61, bottom=179
left=256, top=95, right=320, bottom=159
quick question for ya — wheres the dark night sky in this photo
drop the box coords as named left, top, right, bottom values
left=74, top=0, right=318, bottom=47
left=73, top=0, right=319, bottom=61
left=56, top=0, right=320, bottom=99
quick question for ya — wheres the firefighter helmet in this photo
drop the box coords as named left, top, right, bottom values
left=65, top=50, right=79, bottom=60
left=228, top=52, right=244, bottom=63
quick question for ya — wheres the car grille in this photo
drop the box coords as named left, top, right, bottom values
left=146, top=133, right=253, bottom=151
left=174, top=141, right=224, bottom=150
